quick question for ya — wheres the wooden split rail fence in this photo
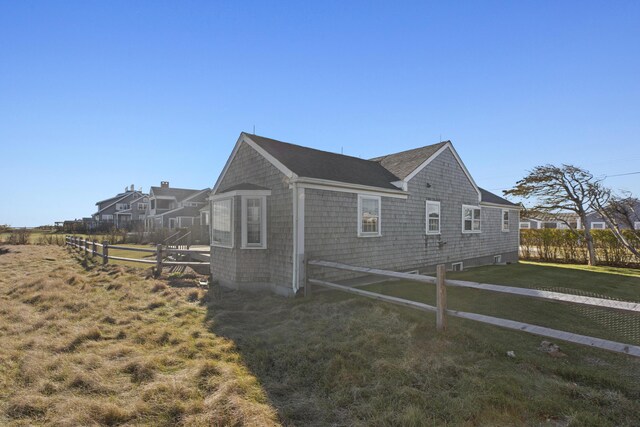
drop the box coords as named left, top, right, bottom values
left=306, top=259, right=640, bottom=358
left=65, top=235, right=208, bottom=276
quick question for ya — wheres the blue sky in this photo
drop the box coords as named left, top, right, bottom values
left=1, top=1, right=638, bottom=226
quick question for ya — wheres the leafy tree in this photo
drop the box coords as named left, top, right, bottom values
left=504, top=165, right=601, bottom=265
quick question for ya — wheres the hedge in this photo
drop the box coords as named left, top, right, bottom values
left=519, top=229, right=640, bottom=267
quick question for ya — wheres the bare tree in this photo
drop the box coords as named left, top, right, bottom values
left=504, top=165, right=601, bottom=265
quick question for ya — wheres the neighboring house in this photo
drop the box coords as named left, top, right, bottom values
left=209, top=132, right=521, bottom=296
left=114, top=194, right=150, bottom=229
left=93, top=185, right=146, bottom=229
left=519, top=213, right=582, bottom=230
left=144, top=181, right=210, bottom=230
left=585, top=200, right=640, bottom=230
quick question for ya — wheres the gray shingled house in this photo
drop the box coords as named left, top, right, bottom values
left=210, top=132, right=521, bottom=296
left=114, top=194, right=150, bottom=229
left=92, top=185, right=145, bottom=229
left=145, top=182, right=210, bottom=230
left=585, top=200, right=640, bottom=230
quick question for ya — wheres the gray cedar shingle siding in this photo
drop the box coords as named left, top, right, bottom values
left=210, top=134, right=519, bottom=295
left=305, top=147, right=519, bottom=283
left=211, top=141, right=293, bottom=294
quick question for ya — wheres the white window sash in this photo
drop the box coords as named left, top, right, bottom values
left=502, top=209, right=510, bottom=232
left=591, top=222, right=606, bottom=230
left=358, top=195, right=381, bottom=237
left=426, top=201, right=441, bottom=235
left=241, top=196, right=267, bottom=249
left=211, top=198, right=233, bottom=248
left=462, top=205, right=481, bottom=233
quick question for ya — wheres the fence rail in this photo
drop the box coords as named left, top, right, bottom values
left=65, top=235, right=208, bottom=276
left=307, top=259, right=640, bottom=358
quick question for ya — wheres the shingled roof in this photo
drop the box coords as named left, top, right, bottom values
left=246, top=133, right=401, bottom=190
left=240, top=134, right=514, bottom=205
left=150, top=186, right=202, bottom=201
left=479, top=188, right=518, bottom=207
left=370, top=142, right=449, bottom=179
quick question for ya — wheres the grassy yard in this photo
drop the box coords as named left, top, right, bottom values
left=362, top=261, right=640, bottom=346
left=0, top=245, right=278, bottom=426
left=207, top=261, right=640, bottom=426
left=2, top=247, right=640, bottom=426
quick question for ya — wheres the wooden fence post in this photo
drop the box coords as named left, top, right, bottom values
left=92, top=240, right=97, bottom=257
left=155, top=244, right=163, bottom=277
left=436, top=264, right=447, bottom=332
left=102, top=241, right=109, bottom=265
left=83, top=238, right=88, bottom=258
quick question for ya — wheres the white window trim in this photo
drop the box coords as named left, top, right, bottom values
left=452, top=262, right=463, bottom=272
left=241, top=195, right=267, bottom=249
left=138, top=203, right=148, bottom=210
left=201, top=211, right=210, bottom=226
left=462, top=205, right=481, bottom=234
left=635, top=222, right=640, bottom=230
left=501, top=209, right=510, bottom=232
left=425, top=200, right=441, bottom=235
left=519, top=222, right=531, bottom=229
left=357, top=194, right=382, bottom=237
left=101, top=214, right=114, bottom=221
left=211, top=197, right=234, bottom=249
left=494, top=255, right=502, bottom=264
left=591, top=222, right=606, bottom=230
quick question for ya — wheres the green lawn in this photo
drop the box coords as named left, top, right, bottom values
left=362, top=261, right=640, bottom=347
left=208, top=261, right=640, bottom=426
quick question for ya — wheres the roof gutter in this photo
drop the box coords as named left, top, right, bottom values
left=480, top=201, right=524, bottom=210
left=289, top=177, right=409, bottom=199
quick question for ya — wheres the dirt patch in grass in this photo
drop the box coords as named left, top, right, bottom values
left=0, top=245, right=278, bottom=426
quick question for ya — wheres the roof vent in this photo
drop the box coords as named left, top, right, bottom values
left=161, top=181, right=169, bottom=188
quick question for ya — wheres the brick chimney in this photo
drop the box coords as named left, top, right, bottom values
left=161, top=181, right=169, bottom=188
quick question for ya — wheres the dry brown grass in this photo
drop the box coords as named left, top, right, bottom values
left=0, top=245, right=279, bottom=426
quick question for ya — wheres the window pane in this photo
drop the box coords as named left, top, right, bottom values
left=246, top=198, right=262, bottom=244
left=212, top=199, right=232, bottom=245
left=427, top=202, right=440, bottom=233
left=361, top=197, right=379, bottom=233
